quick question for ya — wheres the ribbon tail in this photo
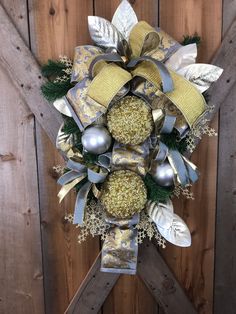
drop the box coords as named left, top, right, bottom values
left=168, top=149, right=190, bottom=186
left=182, top=156, right=199, bottom=183
left=101, top=214, right=139, bottom=275
left=73, top=181, right=92, bottom=225
left=57, top=174, right=87, bottom=203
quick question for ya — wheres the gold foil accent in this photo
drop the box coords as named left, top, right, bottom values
left=101, top=214, right=139, bottom=274
left=111, top=140, right=150, bottom=176
left=71, top=46, right=103, bottom=82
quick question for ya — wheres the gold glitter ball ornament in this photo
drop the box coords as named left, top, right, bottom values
left=100, top=170, right=147, bottom=218
left=107, top=96, right=154, bottom=145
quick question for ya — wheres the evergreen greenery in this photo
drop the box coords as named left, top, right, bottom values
left=182, top=34, right=201, bottom=46
left=62, top=116, right=98, bottom=165
left=41, top=80, right=73, bottom=102
left=41, top=59, right=73, bottom=102
left=160, top=131, right=188, bottom=154
left=144, top=174, right=174, bottom=203
left=42, top=60, right=68, bottom=77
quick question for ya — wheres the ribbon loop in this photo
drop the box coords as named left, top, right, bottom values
left=87, top=167, right=108, bottom=184
left=127, top=56, right=174, bottom=93
left=89, top=53, right=124, bottom=79
left=87, top=63, right=132, bottom=108
left=129, top=21, right=160, bottom=57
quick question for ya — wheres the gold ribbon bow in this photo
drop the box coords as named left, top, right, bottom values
left=65, top=21, right=206, bottom=131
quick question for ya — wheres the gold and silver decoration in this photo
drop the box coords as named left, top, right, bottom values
left=81, top=125, right=112, bottom=154
left=44, top=0, right=223, bottom=275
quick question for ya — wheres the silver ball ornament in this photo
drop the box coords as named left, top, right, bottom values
left=150, top=161, right=175, bottom=187
left=81, top=125, right=112, bottom=155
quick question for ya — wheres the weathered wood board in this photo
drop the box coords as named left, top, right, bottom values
left=0, top=1, right=44, bottom=313
left=214, top=0, right=236, bottom=312
left=28, top=1, right=101, bottom=313
left=159, top=1, right=222, bottom=313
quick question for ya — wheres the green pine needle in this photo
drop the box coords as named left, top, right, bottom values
left=160, top=132, right=188, bottom=154
left=182, top=34, right=201, bottom=46
left=62, top=116, right=98, bottom=165
left=62, top=116, right=81, bottom=137
left=42, top=60, right=67, bottom=78
left=144, top=174, right=174, bottom=203
left=41, top=80, right=73, bottom=102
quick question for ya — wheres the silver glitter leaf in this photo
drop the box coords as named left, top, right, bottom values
left=177, top=63, right=223, bottom=93
left=88, top=16, right=125, bottom=51
left=111, top=0, right=138, bottom=40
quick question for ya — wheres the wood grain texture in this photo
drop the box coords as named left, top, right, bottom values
left=159, top=1, right=222, bottom=313
left=94, top=1, right=160, bottom=313
left=0, top=1, right=44, bottom=313
left=66, top=244, right=196, bottom=314
left=0, top=4, right=63, bottom=144
left=214, top=1, right=236, bottom=313
left=138, top=241, right=197, bottom=314
left=28, top=1, right=101, bottom=313
left=65, top=253, right=119, bottom=314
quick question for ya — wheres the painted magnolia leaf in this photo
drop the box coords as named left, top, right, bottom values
left=177, top=63, right=223, bottom=93
left=158, top=214, right=191, bottom=247
left=146, top=199, right=191, bottom=247
left=53, top=97, right=72, bottom=117
left=88, top=16, right=125, bottom=51
left=111, top=0, right=138, bottom=40
left=165, top=43, right=197, bottom=71
left=146, top=200, right=174, bottom=229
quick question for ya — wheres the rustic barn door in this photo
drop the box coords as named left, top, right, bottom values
left=1, top=0, right=236, bottom=313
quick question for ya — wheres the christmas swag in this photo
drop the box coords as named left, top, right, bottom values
left=41, top=0, right=223, bottom=274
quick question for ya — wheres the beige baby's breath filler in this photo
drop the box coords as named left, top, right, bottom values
left=100, top=170, right=147, bottom=218
left=107, top=96, right=154, bottom=145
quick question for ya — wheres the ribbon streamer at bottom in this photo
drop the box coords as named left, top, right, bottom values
left=101, top=214, right=139, bottom=275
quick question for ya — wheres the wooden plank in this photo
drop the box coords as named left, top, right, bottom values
left=0, top=0, right=44, bottom=313
left=28, top=0, right=101, bottom=313
left=138, top=241, right=197, bottom=314
left=94, top=1, right=159, bottom=313
left=214, top=1, right=236, bottom=312
left=0, top=4, right=63, bottom=144
left=65, top=244, right=196, bottom=314
left=65, top=253, right=119, bottom=314
left=159, top=1, right=222, bottom=313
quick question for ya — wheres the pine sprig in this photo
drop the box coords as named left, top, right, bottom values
left=160, top=132, right=188, bottom=154
left=41, top=80, right=73, bottom=102
left=42, top=60, right=68, bottom=77
left=182, top=34, right=201, bottom=46
left=144, top=174, right=174, bottom=203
